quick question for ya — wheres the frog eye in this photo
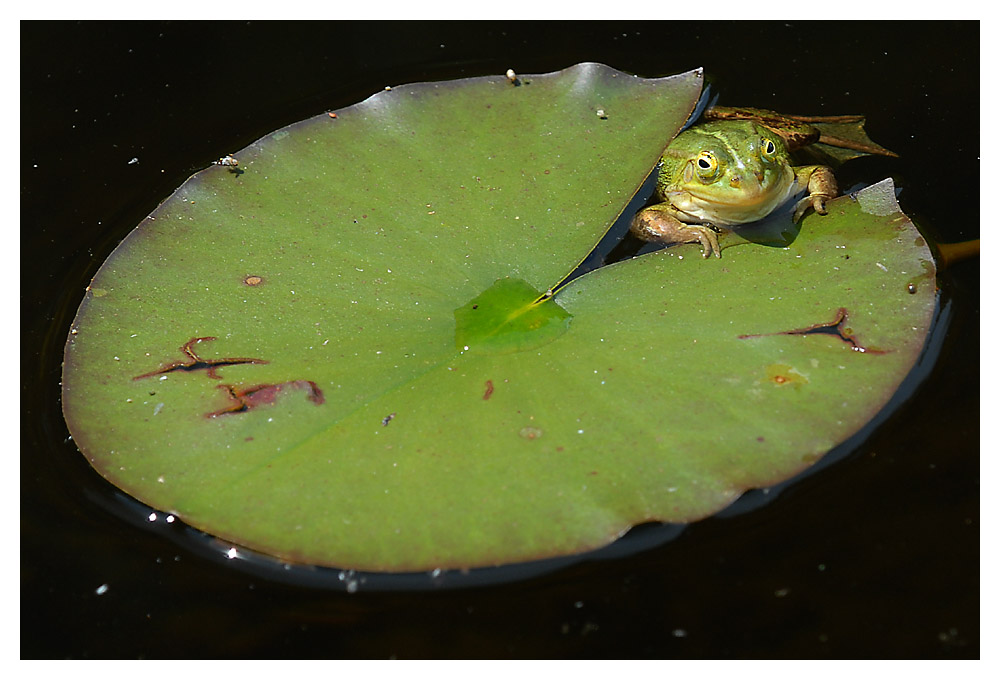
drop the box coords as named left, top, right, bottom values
left=694, top=152, right=719, bottom=178
left=761, top=138, right=778, bottom=159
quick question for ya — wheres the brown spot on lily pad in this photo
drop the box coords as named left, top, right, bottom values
left=519, top=426, right=542, bottom=440
left=208, top=380, right=325, bottom=418
left=765, top=364, right=809, bottom=388
left=243, top=275, right=264, bottom=286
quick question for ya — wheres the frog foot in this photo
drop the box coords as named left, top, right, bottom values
left=793, top=193, right=834, bottom=222
left=793, top=165, right=838, bottom=222
left=630, top=206, right=722, bottom=258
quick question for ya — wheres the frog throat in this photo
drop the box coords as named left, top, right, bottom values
left=666, top=181, right=798, bottom=226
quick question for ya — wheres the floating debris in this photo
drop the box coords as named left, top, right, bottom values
left=213, top=154, right=239, bottom=168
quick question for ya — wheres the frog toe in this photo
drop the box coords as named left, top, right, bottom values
left=692, top=225, right=722, bottom=258
left=793, top=193, right=833, bottom=222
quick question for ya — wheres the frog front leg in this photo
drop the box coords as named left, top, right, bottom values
left=630, top=203, right=722, bottom=259
left=792, top=165, right=837, bottom=222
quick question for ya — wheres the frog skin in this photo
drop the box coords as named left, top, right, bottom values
left=630, top=117, right=837, bottom=259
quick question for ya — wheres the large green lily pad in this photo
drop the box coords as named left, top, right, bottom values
left=62, top=64, right=936, bottom=572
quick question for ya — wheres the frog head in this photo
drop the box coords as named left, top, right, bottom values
left=658, top=120, right=796, bottom=226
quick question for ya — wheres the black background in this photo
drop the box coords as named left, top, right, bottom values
left=22, top=21, right=978, bottom=658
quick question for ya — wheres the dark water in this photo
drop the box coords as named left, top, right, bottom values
left=22, top=21, right=978, bottom=658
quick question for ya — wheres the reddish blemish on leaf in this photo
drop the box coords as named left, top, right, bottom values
left=738, top=307, right=888, bottom=354
left=483, top=380, right=494, bottom=400
left=133, top=336, right=268, bottom=380
left=208, top=380, right=325, bottom=418
left=519, top=426, right=542, bottom=440
left=765, top=364, right=809, bottom=388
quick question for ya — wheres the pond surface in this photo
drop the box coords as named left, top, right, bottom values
left=22, top=21, right=978, bottom=658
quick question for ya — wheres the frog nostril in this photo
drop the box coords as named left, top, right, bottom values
left=730, top=176, right=741, bottom=188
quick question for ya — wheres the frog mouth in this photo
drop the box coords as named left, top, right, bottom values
left=683, top=178, right=783, bottom=207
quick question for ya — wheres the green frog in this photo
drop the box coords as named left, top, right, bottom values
left=630, top=109, right=839, bottom=258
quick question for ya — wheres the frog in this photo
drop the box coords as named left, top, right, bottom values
left=630, top=109, right=839, bottom=259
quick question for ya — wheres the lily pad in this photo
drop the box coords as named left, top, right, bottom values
left=62, top=64, right=936, bottom=572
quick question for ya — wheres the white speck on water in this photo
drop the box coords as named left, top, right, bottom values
left=338, top=569, right=361, bottom=593
left=166, top=515, right=175, bottom=523
left=153, top=403, right=164, bottom=416
left=226, top=547, right=239, bottom=560
left=147, top=513, right=157, bottom=522
left=875, top=262, right=888, bottom=272
left=95, top=584, right=109, bottom=595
